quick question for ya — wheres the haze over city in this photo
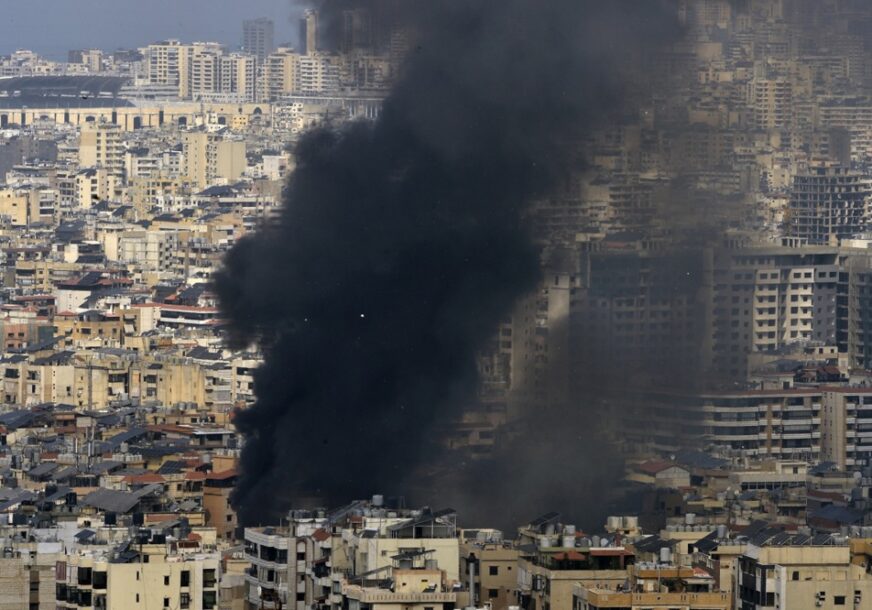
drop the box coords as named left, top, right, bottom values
left=0, top=0, right=299, bottom=59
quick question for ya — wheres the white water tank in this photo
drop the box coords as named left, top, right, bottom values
left=685, top=513, right=696, bottom=526
left=607, top=516, right=622, bottom=530
left=660, top=547, right=672, bottom=564
left=623, top=516, right=638, bottom=530
left=562, top=535, right=575, bottom=548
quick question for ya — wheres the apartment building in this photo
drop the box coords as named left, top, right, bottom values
left=295, top=54, right=342, bottom=96
left=243, top=502, right=460, bottom=610
left=517, top=517, right=634, bottom=610
left=573, top=563, right=731, bottom=610
left=736, top=529, right=872, bottom=610
left=752, top=78, right=793, bottom=130
left=182, top=131, right=246, bottom=190
left=78, top=122, right=125, bottom=176
left=56, top=540, right=220, bottom=610
left=707, top=246, right=846, bottom=380
left=0, top=540, right=62, bottom=610
left=242, top=18, right=274, bottom=63
left=112, top=229, right=180, bottom=273
left=0, top=188, right=40, bottom=226
left=261, top=48, right=298, bottom=101
left=218, top=54, right=257, bottom=103
left=341, top=566, right=457, bottom=610
left=186, top=43, right=224, bottom=101
left=460, top=532, right=519, bottom=610
left=144, top=40, right=185, bottom=91
left=788, top=165, right=871, bottom=245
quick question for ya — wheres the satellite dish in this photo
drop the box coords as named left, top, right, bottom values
left=257, top=586, right=263, bottom=597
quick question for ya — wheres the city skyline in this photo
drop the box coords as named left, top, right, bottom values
left=0, top=0, right=300, bottom=60
left=2, top=2, right=872, bottom=609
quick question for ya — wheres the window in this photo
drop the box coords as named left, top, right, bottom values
left=93, top=572, right=107, bottom=589
left=164, top=598, right=170, bottom=607
left=164, top=576, right=170, bottom=586
left=489, top=566, right=499, bottom=576
left=136, top=593, right=140, bottom=603
left=835, top=596, right=846, bottom=605
left=180, top=593, right=191, bottom=608
left=488, top=589, right=499, bottom=598
left=792, top=571, right=799, bottom=581
left=180, top=571, right=190, bottom=587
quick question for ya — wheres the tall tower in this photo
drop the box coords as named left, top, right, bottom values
left=243, top=17, right=275, bottom=62
left=299, top=9, right=319, bottom=55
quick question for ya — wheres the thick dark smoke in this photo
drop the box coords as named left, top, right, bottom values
left=216, top=0, right=682, bottom=525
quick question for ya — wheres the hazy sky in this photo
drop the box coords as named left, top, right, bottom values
left=0, top=0, right=303, bottom=59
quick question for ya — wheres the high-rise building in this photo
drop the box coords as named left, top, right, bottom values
left=299, top=9, right=319, bottom=55
left=295, top=53, right=341, bottom=95
left=182, top=131, right=247, bottom=190
left=788, top=165, right=871, bottom=245
left=260, top=47, right=298, bottom=101
left=144, top=40, right=185, bottom=90
left=78, top=121, right=125, bottom=176
left=341, top=8, right=374, bottom=53
left=185, top=42, right=224, bottom=100
left=242, top=17, right=274, bottom=62
left=219, top=53, right=257, bottom=102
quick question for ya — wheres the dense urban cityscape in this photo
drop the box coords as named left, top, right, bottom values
left=4, top=0, right=872, bottom=609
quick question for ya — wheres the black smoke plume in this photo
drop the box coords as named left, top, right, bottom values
left=216, top=0, right=681, bottom=525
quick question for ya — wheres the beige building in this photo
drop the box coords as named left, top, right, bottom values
left=58, top=544, right=221, bottom=610
left=144, top=39, right=186, bottom=92
left=186, top=42, right=224, bottom=100
left=342, top=568, right=457, bottom=610
left=128, top=175, right=187, bottom=214
left=737, top=535, right=872, bottom=610
left=106, top=229, right=180, bottom=273
left=261, top=48, right=298, bottom=101
left=59, top=168, right=119, bottom=209
left=0, top=541, right=62, bottom=610
left=182, top=131, right=247, bottom=189
left=203, top=470, right=238, bottom=541
left=295, top=53, right=341, bottom=95
left=518, top=546, right=634, bottom=610
left=219, top=53, right=257, bottom=102
left=460, top=536, right=519, bottom=610
left=78, top=121, right=125, bottom=175
left=573, top=564, right=730, bottom=610
left=0, top=188, right=40, bottom=226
